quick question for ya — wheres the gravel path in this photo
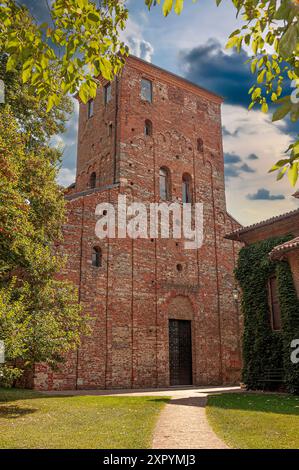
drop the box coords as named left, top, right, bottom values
left=152, top=396, right=228, bottom=449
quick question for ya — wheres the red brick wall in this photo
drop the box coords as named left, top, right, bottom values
left=76, top=79, right=119, bottom=192
left=33, top=57, right=242, bottom=390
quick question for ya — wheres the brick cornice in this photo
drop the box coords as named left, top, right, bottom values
left=125, top=55, right=223, bottom=105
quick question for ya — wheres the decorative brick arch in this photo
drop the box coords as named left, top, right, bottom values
left=167, top=295, right=194, bottom=321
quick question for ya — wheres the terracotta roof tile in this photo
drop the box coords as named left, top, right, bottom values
left=225, top=208, right=299, bottom=241
left=269, top=236, right=299, bottom=260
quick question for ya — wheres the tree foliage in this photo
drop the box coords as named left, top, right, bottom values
left=277, top=261, right=299, bottom=394
left=0, top=106, right=88, bottom=387
left=0, top=0, right=128, bottom=111
left=146, top=0, right=299, bottom=187
left=0, top=53, right=73, bottom=149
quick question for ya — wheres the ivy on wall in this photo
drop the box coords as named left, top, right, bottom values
left=277, top=262, right=299, bottom=393
left=235, top=235, right=299, bottom=393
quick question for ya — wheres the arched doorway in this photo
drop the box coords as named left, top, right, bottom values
left=168, top=296, right=193, bottom=386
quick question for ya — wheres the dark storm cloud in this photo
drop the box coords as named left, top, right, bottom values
left=180, top=38, right=299, bottom=140
left=247, top=188, right=285, bottom=201
left=181, top=39, right=253, bottom=107
left=224, top=166, right=241, bottom=178
left=240, top=163, right=255, bottom=173
left=247, top=153, right=259, bottom=160
left=222, top=126, right=242, bottom=138
left=224, top=153, right=255, bottom=179
left=224, top=153, right=242, bottom=164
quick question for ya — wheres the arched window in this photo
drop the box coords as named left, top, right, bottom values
left=159, top=167, right=171, bottom=201
left=90, top=172, right=96, bottom=189
left=182, top=173, right=192, bottom=203
left=144, top=119, right=152, bottom=137
left=92, top=247, right=102, bottom=267
left=197, top=137, right=204, bottom=153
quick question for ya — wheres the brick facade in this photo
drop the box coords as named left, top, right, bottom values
left=33, top=56, right=242, bottom=391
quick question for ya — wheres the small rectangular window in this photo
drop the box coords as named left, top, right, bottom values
left=182, top=177, right=192, bottom=204
left=104, top=83, right=112, bottom=105
left=159, top=167, right=170, bottom=201
left=268, top=276, right=282, bottom=331
left=87, top=99, right=94, bottom=118
left=92, top=247, right=102, bottom=268
left=141, top=78, right=152, bottom=103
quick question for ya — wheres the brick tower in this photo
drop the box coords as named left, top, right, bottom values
left=34, top=56, right=242, bottom=391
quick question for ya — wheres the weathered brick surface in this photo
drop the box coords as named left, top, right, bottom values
left=33, top=57, right=242, bottom=391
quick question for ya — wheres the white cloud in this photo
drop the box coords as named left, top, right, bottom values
left=52, top=99, right=79, bottom=173
left=223, top=104, right=299, bottom=225
left=57, top=167, right=76, bottom=188
left=121, top=17, right=154, bottom=62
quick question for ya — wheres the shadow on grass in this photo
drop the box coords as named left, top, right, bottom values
left=0, top=388, right=171, bottom=406
left=166, top=397, right=207, bottom=408
left=0, top=388, right=74, bottom=403
left=0, top=404, right=38, bottom=419
left=147, top=398, right=170, bottom=404
left=207, top=392, right=299, bottom=417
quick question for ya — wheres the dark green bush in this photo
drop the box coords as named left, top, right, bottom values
left=276, top=262, right=299, bottom=393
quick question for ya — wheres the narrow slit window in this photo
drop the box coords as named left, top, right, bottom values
left=144, top=119, right=152, bottom=136
left=90, top=172, right=96, bottom=189
left=182, top=173, right=192, bottom=203
left=159, top=167, right=171, bottom=201
left=92, top=247, right=102, bottom=268
left=104, top=83, right=112, bottom=105
left=87, top=99, right=94, bottom=118
left=197, top=138, right=204, bottom=153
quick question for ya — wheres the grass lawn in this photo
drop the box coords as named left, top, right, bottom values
left=0, top=388, right=169, bottom=449
left=206, top=392, right=299, bottom=449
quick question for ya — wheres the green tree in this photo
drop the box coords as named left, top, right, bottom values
left=0, top=0, right=128, bottom=110
left=0, top=53, right=73, bottom=149
left=0, top=106, right=88, bottom=387
left=145, top=0, right=299, bottom=186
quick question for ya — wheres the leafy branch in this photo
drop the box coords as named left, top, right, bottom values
left=146, top=0, right=299, bottom=186
left=0, top=0, right=129, bottom=111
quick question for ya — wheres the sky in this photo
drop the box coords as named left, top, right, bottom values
left=22, top=0, right=299, bottom=226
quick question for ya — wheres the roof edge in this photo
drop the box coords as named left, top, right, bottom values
left=225, top=207, right=299, bottom=241
left=269, top=236, right=299, bottom=260
left=126, top=55, right=223, bottom=104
